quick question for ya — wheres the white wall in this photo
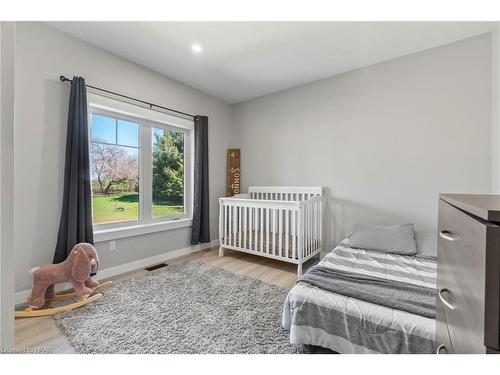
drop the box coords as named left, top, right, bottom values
left=1, top=21, right=16, bottom=348
left=233, top=34, right=492, bottom=251
left=491, top=24, right=500, bottom=193
left=14, top=23, right=235, bottom=293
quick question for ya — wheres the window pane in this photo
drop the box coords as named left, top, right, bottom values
left=90, top=143, right=139, bottom=224
left=91, top=114, right=116, bottom=144
left=117, top=119, right=139, bottom=147
left=152, top=128, right=184, bottom=218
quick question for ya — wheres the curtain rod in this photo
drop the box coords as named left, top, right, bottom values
left=59, top=75, right=196, bottom=119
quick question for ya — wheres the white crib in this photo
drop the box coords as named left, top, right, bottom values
left=219, top=186, right=323, bottom=276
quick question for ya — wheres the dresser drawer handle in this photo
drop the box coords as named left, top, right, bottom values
left=439, top=230, right=456, bottom=241
left=439, top=288, right=456, bottom=310
left=436, top=344, right=447, bottom=354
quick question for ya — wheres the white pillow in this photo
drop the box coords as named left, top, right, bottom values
left=350, top=223, right=417, bottom=255
left=415, top=231, right=437, bottom=258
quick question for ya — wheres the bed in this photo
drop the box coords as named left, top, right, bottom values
left=282, top=236, right=436, bottom=354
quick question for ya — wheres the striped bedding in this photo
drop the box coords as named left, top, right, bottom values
left=282, top=238, right=436, bottom=353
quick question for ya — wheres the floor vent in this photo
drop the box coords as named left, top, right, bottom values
left=145, top=263, right=168, bottom=271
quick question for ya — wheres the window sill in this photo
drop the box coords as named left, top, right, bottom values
left=94, top=218, right=192, bottom=242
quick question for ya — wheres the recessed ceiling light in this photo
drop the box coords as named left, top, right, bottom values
left=191, top=43, right=202, bottom=54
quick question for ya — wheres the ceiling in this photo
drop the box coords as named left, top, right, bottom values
left=47, top=22, right=494, bottom=103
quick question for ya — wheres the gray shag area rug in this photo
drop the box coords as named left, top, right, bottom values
left=53, top=261, right=310, bottom=354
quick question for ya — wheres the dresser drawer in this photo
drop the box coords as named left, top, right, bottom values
left=437, top=251, right=485, bottom=353
left=436, top=299, right=453, bottom=354
left=438, top=199, right=486, bottom=353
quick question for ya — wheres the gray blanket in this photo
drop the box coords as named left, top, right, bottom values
left=299, top=265, right=437, bottom=319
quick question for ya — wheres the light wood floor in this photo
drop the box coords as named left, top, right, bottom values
left=15, top=247, right=316, bottom=354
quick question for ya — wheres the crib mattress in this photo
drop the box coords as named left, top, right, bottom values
left=224, top=231, right=320, bottom=259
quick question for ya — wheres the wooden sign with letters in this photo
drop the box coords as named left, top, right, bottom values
left=226, top=149, right=241, bottom=197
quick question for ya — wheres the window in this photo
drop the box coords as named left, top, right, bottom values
left=152, top=127, right=185, bottom=218
left=90, top=114, right=140, bottom=224
left=88, top=94, right=193, bottom=239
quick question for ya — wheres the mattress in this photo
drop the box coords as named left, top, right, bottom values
left=282, top=238, right=436, bottom=353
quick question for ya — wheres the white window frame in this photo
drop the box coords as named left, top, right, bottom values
left=87, top=93, right=194, bottom=242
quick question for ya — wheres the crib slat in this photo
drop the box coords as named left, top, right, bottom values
left=315, top=203, right=318, bottom=251
left=309, top=204, right=312, bottom=255
left=238, top=205, right=242, bottom=248
left=233, top=205, right=236, bottom=247
left=304, top=204, right=307, bottom=255
left=247, top=207, right=253, bottom=250
left=310, top=204, right=314, bottom=255
left=312, top=203, right=316, bottom=252
left=310, top=204, right=313, bottom=255
left=227, top=206, right=233, bottom=246
left=313, top=203, right=316, bottom=253
left=272, top=209, right=276, bottom=255
left=298, top=208, right=304, bottom=261
left=306, top=204, right=309, bottom=255
left=303, top=205, right=306, bottom=255
left=255, top=207, right=258, bottom=251
left=278, top=209, right=283, bottom=257
left=307, top=204, right=310, bottom=255
left=229, top=205, right=233, bottom=247
left=319, top=201, right=322, bottom=250
left=285, top=209, right=289, bottom=259
left=292, top=210, right=296, bottom=259
left=243, top=206, right=247, bottom=249
left=219, top=203, right=223, bottom=246
left=234, top=205, right=237, bottom=247
left=223, top=205, right=227, bottom=246
left=260, top=207, right=264, bottom=252
left=266, top=208, right=270, bottom=254
left=316, top=202, right=319, bottom=250
left=304, top=206, right=308, bottom=258
left=318, top=202, right=321, bottom=249
left=225, top=204, right=228, bottom=246
left=255, top=207, right=259, bottom=251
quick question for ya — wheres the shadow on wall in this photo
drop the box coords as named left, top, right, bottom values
left=322, top=187, right=414, bottom=251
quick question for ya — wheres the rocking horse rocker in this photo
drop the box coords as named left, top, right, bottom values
left=15, top=243, right=112, bottom=318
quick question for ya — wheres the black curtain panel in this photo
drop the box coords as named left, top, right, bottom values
left=53, top=76, right=94, bottom=264
left=191, top=115, right=210, bottom=244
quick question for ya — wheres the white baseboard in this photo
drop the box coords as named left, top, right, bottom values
left=15, top=240, right=219, bottom=306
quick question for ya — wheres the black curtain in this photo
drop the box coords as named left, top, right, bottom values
left=191, top=115, right=210, bottom=244
left=53, top=76, right=94, bottom=264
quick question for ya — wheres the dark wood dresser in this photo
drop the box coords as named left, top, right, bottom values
left=436, top=194, right=500, bottom=354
